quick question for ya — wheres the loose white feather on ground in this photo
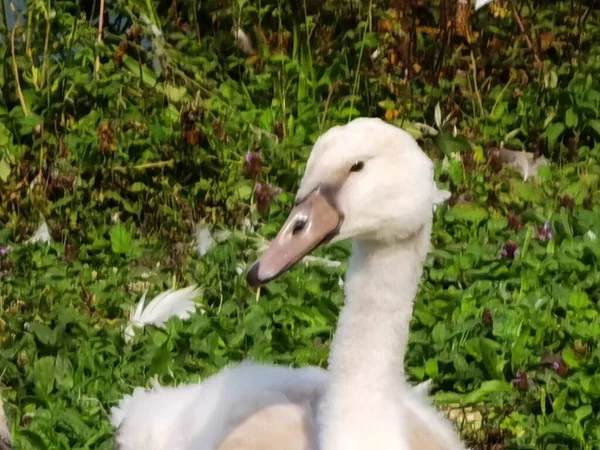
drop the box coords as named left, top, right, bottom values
left=124, top=285, right=202, bottom=342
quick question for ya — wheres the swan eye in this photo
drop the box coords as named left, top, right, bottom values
left=350, top=161, right=365, bottom=173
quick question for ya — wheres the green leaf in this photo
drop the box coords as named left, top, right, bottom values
left=149, top=342, right=171, bottom=376
left=543, top=122, right=566, bottom=149
left=588, top=119, right=600, bottom=137
left=574, top=405, right=592, bottom=422
left=129, top=182, right=147, bottom=193
left=29, top=322, right=56, bottom=346
left=565, top=108, right=578, bottom=128
left=436, top=133, right=471, bottom=156
left=569, top=291, right=590, bottom=310
left=425, top=358, right=439, bottom=378
left=54, top=354, right=74, bottom=390
left=553, top=388, right=568, bottom=414
left=33, top=356, right=56, bottom=398
left=445, top=203, right=489, bottom=225
left=165, top=84, right=188, bottom=103
left=489, top=102, right=506, bottom=122
left=236, top=184, right=253, bottom=200
left=110, top=224, right=132, bottom=255
left=0, top=158, right=10, bottom=182
left=18, top=113, right=43, bottom=135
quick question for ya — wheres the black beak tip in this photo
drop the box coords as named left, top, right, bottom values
left=246, top=262, right=262, bottom=288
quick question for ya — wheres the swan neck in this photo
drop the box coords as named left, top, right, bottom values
left=335, top=232, right=428, bottom=378
left=318, top=228, right=430, bottom=450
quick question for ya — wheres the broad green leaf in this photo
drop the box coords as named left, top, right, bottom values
left=110, top=224, right=132, bottom=255
left=565, top=108, right=578, bottom=128
left=33, top=356, right=56, bottom=398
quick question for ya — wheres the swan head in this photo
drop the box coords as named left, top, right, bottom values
left=247, top=117, right=437, bottom=287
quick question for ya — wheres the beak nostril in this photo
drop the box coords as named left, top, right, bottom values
left=292, top=219, right=307, bottom=235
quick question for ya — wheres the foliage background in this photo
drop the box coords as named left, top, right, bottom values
left=1, top=0, right=600, bottom=448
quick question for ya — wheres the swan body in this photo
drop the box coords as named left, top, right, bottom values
left=112, top=362, right=458, bottom=450
left=113, top=117, right=466, bottom=450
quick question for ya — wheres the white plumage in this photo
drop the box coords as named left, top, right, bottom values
left=124, top=285, right=202, bottom=342
left=113, top=118, right=465, bottom=450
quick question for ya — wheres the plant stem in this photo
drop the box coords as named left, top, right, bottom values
left=469, top=51, right=483, bottom=118
left=112, top=160, right=175, bottom=173
left=0, top=0, right=8, bottom=35
left=510, top=2, right=542, bottom=67
left=10, top=26, right=29, bottom=116
left=95, top=0, right=105, bottom=76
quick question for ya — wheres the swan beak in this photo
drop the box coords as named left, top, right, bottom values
left=247, top=185, right=343, bottom=287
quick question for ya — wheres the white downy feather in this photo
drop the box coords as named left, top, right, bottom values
left=499, top=148, right=548, bottom=181
left=124, top=285, right=202, bottom=342
left=193, top=222, right=231, bottom=257
left=0, top=396, right=11, bottom=449
left=194, top=223, right=216, bottom=256
left=232, top=26, right=255, bottom=55
left=433, top=186, right=451, bottom=211
left=474, top=0, right=494, bottom=9
left=26, top=220, right=52, bottom=245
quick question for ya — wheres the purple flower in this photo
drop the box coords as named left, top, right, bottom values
left=534, top=221, right=553, bottom=241
left=0, top=247, right=7, bottom=256
left=256, top=183, right=283, bottom=213
left=501, top=241, right=519, bottom=259
left=512, top=371, right=533, bottom=391
left=244, top=152, right=262, bottom=179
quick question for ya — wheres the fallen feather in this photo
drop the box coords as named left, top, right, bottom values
left=241, top=218, right=254, bottom=233
left=412, top=122, right=439, bottom=136
left=193, top=222, right=216, bottom=256
left=213, top=229, right=232, bottom=243
left=26, top=220, right=52, bottom=245
left=232, top=26, right=255, bottom=55
left=434, top=102, right=443, bottom=129
left=499, top=148, right=547, bottom=181
left=124, top=285, right=202, bottom=342
left=475, top=0, right=494, bottom=9
left=433, top=187, right=451, bottom=211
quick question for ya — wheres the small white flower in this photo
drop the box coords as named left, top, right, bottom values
left=586, top=230, right=597, bottom=241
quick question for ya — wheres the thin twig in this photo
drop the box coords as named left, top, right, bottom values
left=510, top=3, right=542, bottom=67
left=319, top=84, right=335, bottom=132
left=193, top=0, right=201, bottom=43
left=10, top=27, right=29, bottom=116
left=469, top=51, right=483, bottom=117
left=112, top=160, right=175, bottom=173
left=489, top=77, right=513, bottom=119
left=95, top=0, right=105, bottom=75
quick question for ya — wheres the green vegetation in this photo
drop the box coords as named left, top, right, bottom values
left=1, top=0, right=600, bottom=448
